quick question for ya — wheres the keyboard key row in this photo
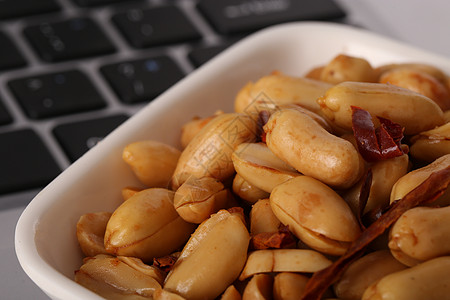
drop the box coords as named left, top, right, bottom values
left=0, top=114, right=128, bottom=194
left=0, top=1, right=346, bottom=69
left=112, top=6, right=201, bottom=49
left=0, top=0, right=60, bottom=20
left=8, top=70, right=106, bottom=119
left=24, top=18, right=116, bottom=63
left=4, top=55, right=184, bottom=120
left=197, top=0, right=346, bottom=34
left=2, top=6, right=200, bottom=65
left=53, top=114, right=128, bottom=162
left=0, top=32, right=27, bottom=72
left=100, top=56, right=185, bottom=103
left=0, top=0, right=138, bottom=20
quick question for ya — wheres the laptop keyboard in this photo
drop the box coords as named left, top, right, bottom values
left=0, top=0, right=348, bottom=202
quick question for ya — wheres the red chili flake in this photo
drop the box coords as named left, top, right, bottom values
left=250, top=225, right=297, bottom=250
left=258, top=110, right=271, bottom=143
left=357, top=169, right=372, bottom=230
left=300, top=166, right=450, bottom=300
left=153, top=254, right=179, bottom=273
left=351, top=106, right=404, bottom=162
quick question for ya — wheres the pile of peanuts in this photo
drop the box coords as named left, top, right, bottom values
left=74, top=54, right=450, bottom=300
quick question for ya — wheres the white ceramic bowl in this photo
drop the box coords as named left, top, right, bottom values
left=15, top=22, right=450, bottom=300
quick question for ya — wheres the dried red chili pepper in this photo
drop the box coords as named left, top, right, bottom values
left=258, top=110, right=270, bottom=143
left=351, top=106, right=404, bottom=162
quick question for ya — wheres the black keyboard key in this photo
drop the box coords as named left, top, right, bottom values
left=0, top=0, right=60, bottom=20
left=101, top=56, right=184, bottom=103
left=0, top=32, right=27, bottom=71
left=8, top=70, right=106, bottom=119
left=24, top=18, right=116, bottom=62
left=0, top=98, right=13, bottom=125
left=188, top=45, right=229, bottom=67
left=72, top=0, right=136, bottom=6
left=112, top=6, right=202, bottom=48
left=53, top=114, right=128, bottom=162
left=0, top=129, right=61, bottom=194
left=197, top=0, right=346, bottom=34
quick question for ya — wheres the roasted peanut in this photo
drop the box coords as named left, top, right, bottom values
left=390, top=154, right=450, bottom=206
left=270, top=176, right=361, bottom=255
left=232, top=174, right=270, bottom=204
left=317, top=82, right=445, bottom=135
left=180, top=110, right=224, bottom=149
left=264, top=108, right=363, bottom=188
left=376, top=63, right=448, bottom=83
left=75, top=254, right=161, bottom=299
left=379, top=67, right=450, bottom=111
left=239, top=249, right=332, bottom=280
left=389, top=206, right=450, bottom=266
left=118, top=256, right=166, bottom=285
left=173, top=176, right=231, bottom=224
left=171, top=113, right=258, bottom=190
left=76, top=212, right=111, bottom=257
left=234, top=71, right=331, bottom=117
left=104, top=188, right=195, bottom=262
left=221, top=285, right=242, bottom=300
left=164, top=209, right=250, bottom=300
left=304, top=65, right=325, bottom=80
left=410, top=122, right=450, bottom=162
left=320, top=54, right=377, bottom=84
left=250, top=199, right=281, bottom=235
left=232, top=142, right=299, bottom=193
left=273, top=272, right=309, bottom=300
left=333, top=250, right=407, bottom=300
left=279, top=103, right=333, bottom=132
left=343, top=153, right=409, bottom=215
left=242, top=274, right=273, bottom=300
left=362, top=256, right=450, bottom=300
left=123, top=140, right=181, bottom=188
left=122, top=186, right=141, bottom=201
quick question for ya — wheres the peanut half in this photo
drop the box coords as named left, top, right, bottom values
left=164, top=209, right=250, bottom=300
left=231, top=142, right=299, bottom=193
left=270, top=176, right=361, bottom=255
left=75, top=254, right=161, bottom=299
left=320, top=54, right=377, bottom=84
left=104, top=188, right=195, bottom=262
left=76, top=212, right=111, bottom=257
left=173, top=176, right=232, bottom=224
left=122, top=140, right=181, bottom=188
left=410, top=122, right=450, bottom=162
left=389, top=206, right=450, bottom=266
left=362, top=256, right=450, bottom=300
left=239, top=249, right=332, bottom=280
